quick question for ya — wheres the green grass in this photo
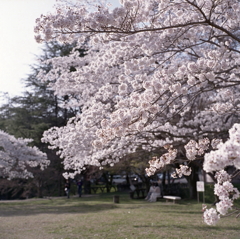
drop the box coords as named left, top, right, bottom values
left=0, top=192, right=239, bottom=239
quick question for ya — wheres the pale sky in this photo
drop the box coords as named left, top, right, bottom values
left=0, top=0, right=57, bottom=98
left=0, top=0, right=120, bottom=99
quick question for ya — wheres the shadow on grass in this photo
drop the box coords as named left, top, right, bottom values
left=0, top=199, right=119, bottom=217
left=0, top=192, right=216, bottom=218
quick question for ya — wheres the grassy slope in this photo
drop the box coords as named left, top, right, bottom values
left=0, top=192, right=239, bottom=239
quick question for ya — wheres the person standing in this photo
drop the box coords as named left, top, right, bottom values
left=65, top=180, right=71, bottom=199
left=77, top=179, right=83, bottom=197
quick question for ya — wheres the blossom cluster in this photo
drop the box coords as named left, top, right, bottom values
left=0, top=130, right=49, bottom=179
left=204, top=124, right=240, bottom=173
left=203, top=208, right=220, bottom=226
left=203, top=170, right=240, bottom=225
left=145, top=147, right=177, bottom=176
left=185, top=138, right=210, bottom=161
left=173, top=165, right=192, bottom=178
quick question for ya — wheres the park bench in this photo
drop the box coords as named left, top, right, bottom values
left=163, top=195, right=181, bottom=203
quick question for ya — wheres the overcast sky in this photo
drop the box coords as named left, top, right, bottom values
left=0, top=0, right=57, bottom=98
left=0, top=0, right=120, bottom=99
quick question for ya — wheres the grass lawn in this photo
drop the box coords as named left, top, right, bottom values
left=0, top=192, right=239, bottom=239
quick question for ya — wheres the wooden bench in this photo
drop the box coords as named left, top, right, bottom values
left=163, top=196, right=181, bottom=203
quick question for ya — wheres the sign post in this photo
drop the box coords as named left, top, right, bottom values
left=196, top=181, right=205, bottom=203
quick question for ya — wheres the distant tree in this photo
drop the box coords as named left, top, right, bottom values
left=0, top=130, right=49, bottom=179
left=0, top=42, right=82, bottom=198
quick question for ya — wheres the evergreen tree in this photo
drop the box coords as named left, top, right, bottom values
left=0, top=42, right=82, bottom=198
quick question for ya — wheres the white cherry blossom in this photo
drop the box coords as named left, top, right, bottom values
left=0, top=130, right=49, bottom=179
left=34, top=0, right=240, bottom=224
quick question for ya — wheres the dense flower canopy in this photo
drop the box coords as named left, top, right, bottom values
left=0, top=130, right=49, bottom=179
left=35, top=0, right=240, bottom=224
left=36, top=0, right=240, bottom=168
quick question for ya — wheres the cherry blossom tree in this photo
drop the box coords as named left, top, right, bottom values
left=0, top=130, right=49, bottom=179
left=35, top=0, right=240, bottom=224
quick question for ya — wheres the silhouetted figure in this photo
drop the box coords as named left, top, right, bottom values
left=65, top=180, right=71, bottom=198
left=77, top=179, right=83, bottom=197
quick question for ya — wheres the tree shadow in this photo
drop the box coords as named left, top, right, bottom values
left=0, top=199, right=118, bottom=217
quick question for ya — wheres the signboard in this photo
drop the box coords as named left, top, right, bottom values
left=197, top=181, right=205, bottom=192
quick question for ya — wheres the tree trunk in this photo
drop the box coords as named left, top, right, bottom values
left=186, top=163, right=199, bottom=200
left=37, top=179, right=43, bottom=198
left=59, top=173, right=63, bottom=196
